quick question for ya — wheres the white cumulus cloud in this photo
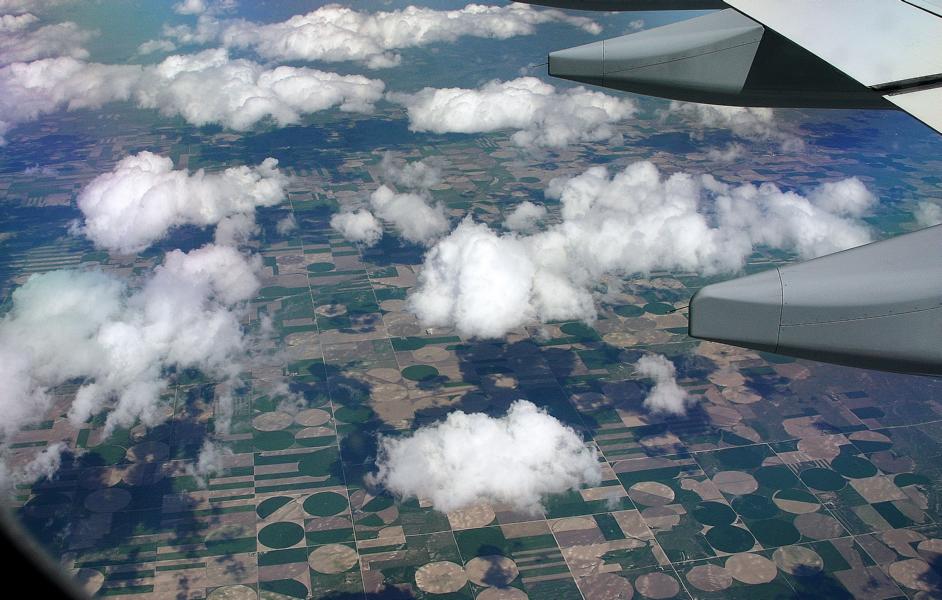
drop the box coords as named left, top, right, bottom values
left=0, top=244, right=260, bottom=439
left=76, top=151, right=288, bottom=254
left=705, top=142, right=744, bottom=162
left=388, top=77, right=637, bottom=149
left=173, top=0, right=235, bottom=16
left=0, top=0, right=73, bottom=13
left=0, top=49, right=385, bottom=143
left=636, top=354, right=695, bottom=416
left=0, top=16, right=94, bottom=66
left=380, top=152, right=442, bottom=189
left=504, top=200, right=546, bottom=232
left=330, top=208, right=383, bottom=247
left=370, top=185, right=449, bottom=246
left=368, top=399, right=601, bottom=514
left=3, top=441, right=67, bottom=487
left=185, top=440, right=233, bottom=487
left=134, top=49, right=385, bottom=129
left=408, top=161, right=877, bottom=338
left=666, top=101, right=802, bottom=151
left=331, top=156, right=449, bottom=247
left=157, top=3, right=600, bottom=68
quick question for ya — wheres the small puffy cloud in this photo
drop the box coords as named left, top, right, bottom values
left=626, top=19, right=645, bottom=32
left=162, top=3, right=600, bottom=69
left=380, top=152, right=441, bottom=189
left=915, top=201, right=942, bottom=228
left=0, top=49, right=385, bottom=143
left=0, top=13, right=36, bottom=30
left=7, top=442, right=66, bottom=486
left=76, top=151, right=288, bottom=254
left=636, top=354, right=695, bottom=416
left=705, top=143, right=744, bottom=162
left=137, top=39, right=177, bottom=55
left=806, top=177, right=876, bottom=217
left=276, top=214, right=297, bottom=235
left=388, top=77, right=637, bottom=149
left=0, top=18, right=94, bottom=66
left=370, top=185, right=449, bottom=246
left=330, top=208, right=383, bottom=247
left=666, top=101, right=802, bottom=151
left=504, top=200, right=546, bottom=232
left=409, top=161, right=877, bottom=338
left=185, top=440, right=232, bottom=487
left=0, top=244, right=259, bottom=438
left=174, top=0, right=208, bottom=14
left=331, top=156, right=449, bottom=247
left=173, top=0, right=236, bottom=15
left=368, top=400, right=601, bottom=514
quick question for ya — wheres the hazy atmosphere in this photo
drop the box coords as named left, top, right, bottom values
left=1, top=1, right=942, bottom=599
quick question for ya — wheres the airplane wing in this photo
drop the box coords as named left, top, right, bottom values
left=545, top=1, right=942, bottom=129
left=533, top=0, right=942, bottom=375
left=724, top=0, right=942, bottom=134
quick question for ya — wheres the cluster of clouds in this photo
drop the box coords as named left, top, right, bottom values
left=408, top=161, right=877, bottom=338
left=635, top=354, right=695, bottom=416
left=151, top=3, right=600, bottom=69
left=0, top=150, right=294, bottom=484
left=0, top=0, right=72, bottom=12
left=0, top=244, right=260, bottom=440
left=368, top=400, right=601, bottom=514
left=389, top=77, right=637, bottom=149
left=0, top=5, right=631, bottom=154
left=331, top=154, right=449, bottom=247
left=666, top=102, right=803, bottom=151
left=0, top=48, right=385, bottom=143
left=0, top=12, right=93, bottom=66
left=75, top=151, right=288, bottom=253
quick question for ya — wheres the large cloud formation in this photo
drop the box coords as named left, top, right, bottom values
left=0, top=13, right=93, bottom=66
left=636, top=354, right=694, bottom=416
left=0, top=244, right=259, bottom=439
left=76, top=151, right=288, bottom=253
left=156, top=3, right=600, bottom=69
left=0, top=49, right=385, bottom=143
left=389, top=77, right=637, bottom=149
left=369, top=400, right=601, bottom=514
left=409, top=161, right=877, bottom=337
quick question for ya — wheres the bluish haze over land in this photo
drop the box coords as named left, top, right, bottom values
left=1, top=1, right=942, bottom=599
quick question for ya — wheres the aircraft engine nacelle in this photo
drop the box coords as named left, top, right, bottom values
left=549, top=9, right=892, bottom=109
left=689, top=225, right=942, bottom=376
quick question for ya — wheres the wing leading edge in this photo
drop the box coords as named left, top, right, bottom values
left=725, top=0, right=942, bottom=134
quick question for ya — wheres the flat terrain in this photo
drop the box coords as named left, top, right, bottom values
left=3, top=98, right=942, bottom=600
